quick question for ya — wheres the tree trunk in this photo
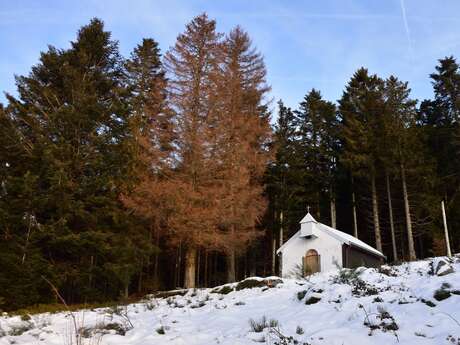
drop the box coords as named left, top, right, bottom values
left=204, top=249, right=208, bottom=287
left=153, top=227, right=160, bottom=287
left=124, top=281, right=129, bottom=299
left=277, top=211, right=284, bottom=276
left=385, top=170, right=398, bottom=262
left=196, top=248, right=201, bottom=287
left=371, top=172, right=382, bottom=253
left=244, top=252, right=248, bottom=278
left=138, top=258, right=143, bottom=293
left=174, top=242, right=182, bottom=288
left=146, top=226, right=152, bottom=279
left=401, top=161, right=416, bottom=260
left=249, top=249, right=256, bottom=277
left=250, top=265, right=256, bottom=277
left=89, top=255, right=94, bottom=289
left=352, top=177, right=358, bottom=238
left=21, top=213, right=33, bottom=264
left=279, top=211, right=284, bottom=247
left=316, top=193, right=321, bottom=220
left=330, top=195, right=336, bottom=228
left=271, top=210, right=277, bottom=275
left=227, top=250, right=236, bottom=283
left=184, top=246, right=197, bottom=288
left=272, top=234, right=276, bottom=275
left=227, top=220, right=237, bottom=282
left=441, top=200, right=452, bottom=258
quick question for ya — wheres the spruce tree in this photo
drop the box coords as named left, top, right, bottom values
left=1, top=18, right=143, bottom=305
left=120, top=38, right=173, bottom=292
left=294, top=89, right=339, bottom=224
left=418, top=56, right=460, bottom=255
left=266, top=101, right=300, bottom=274
left=382, top=76, right=420, bottom=260
left=339, top=68, right=385, bottom=253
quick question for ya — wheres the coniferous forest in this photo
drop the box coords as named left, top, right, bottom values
left=1, top=14, right=460, bottom=311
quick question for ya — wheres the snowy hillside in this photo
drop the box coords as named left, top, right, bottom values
left=1, top=256, right=460, bottom=345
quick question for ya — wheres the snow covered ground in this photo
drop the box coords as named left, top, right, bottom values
left=1, top=256, right=460, bottom=345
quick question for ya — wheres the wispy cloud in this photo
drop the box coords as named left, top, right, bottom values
left=400, top=0, right=413, bottom=57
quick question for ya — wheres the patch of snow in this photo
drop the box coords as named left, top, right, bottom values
left=1, top=256, right=460, bottom=345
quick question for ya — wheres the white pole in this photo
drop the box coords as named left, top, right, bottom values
left=441, top=200, right=452, bottom=258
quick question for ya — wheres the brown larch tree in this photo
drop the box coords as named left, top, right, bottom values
left=163, top=13, right=224, bottom=288
left=213, top=26, right=272, bottom=282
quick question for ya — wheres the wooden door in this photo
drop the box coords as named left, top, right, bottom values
left=303, top=249, right=320, bottom=276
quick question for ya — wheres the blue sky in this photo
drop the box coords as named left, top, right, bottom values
left=2, top=0, right=460, bottom=110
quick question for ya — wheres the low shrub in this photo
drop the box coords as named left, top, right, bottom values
left=268, top=327, right=311, bottom=345
left=80, top=322, right=128, bottom=338
left=351, top=279, right=379, bottom=296
left=333, top=268, right=362, bottom=285
left=8, top=322, right=34, bottom=336
left=249, top=316, right=279, bottom=333
left=249, top=316, right=267, bottom=333
left=361, top=305, right=399, bottom=339
left=376, top=307, right=399, bottom=332
left=143, top=300, right=156, bottom=311
left=269, top=319, right=279, bottom=328
left=104, top=322, right=127, bottom=336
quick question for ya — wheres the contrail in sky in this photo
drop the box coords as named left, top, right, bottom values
left=400, top=0, right=414, bottom=56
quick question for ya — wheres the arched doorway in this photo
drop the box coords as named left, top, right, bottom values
left=303, top=249, right=320, bottom=276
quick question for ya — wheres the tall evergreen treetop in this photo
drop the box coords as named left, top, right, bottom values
left=339, top=68, right=385, bottom=175
left=430, top=56, right=460, bottom=123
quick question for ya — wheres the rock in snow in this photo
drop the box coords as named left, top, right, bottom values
left=433, top=257, right=455, bottom=276
left=1, top=256, right=460, bottom=345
